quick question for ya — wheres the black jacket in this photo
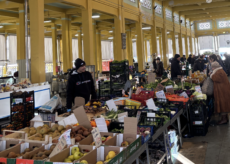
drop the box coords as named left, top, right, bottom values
left=153, top=59, right=157, bottom=70
left=187, top=57, right=192, bottom=64
left=171, top=58, right=181, bottom=79
left=180, top=57, right=186, bottom=63
left=156, top=62, right=164, bottom=77
left=192, top=58, right=204, bottom=73
left=66, top=70, right=97, bottom=109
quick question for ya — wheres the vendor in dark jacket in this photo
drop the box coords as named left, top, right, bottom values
left=171, top=54, right=181, bottom=80
left=155, top=57, right=164, bottom=77
left=153, top=58, right=157, bottom=70
left=187, top=55, right=192, bottom=64
left=192, top=55, right=205, bottom=72
left=66, top=58, right=97, bottom=110
left=180, top=55, right=186, bottom=63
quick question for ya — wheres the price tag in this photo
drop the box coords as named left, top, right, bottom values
left=49, top=136, right=67, bottom=158
left=155, top=83, right=164, bottom=92
left=179, top=92, right=188, bottom=98
left=58, top=129, right=71, bottom=145
left=195, top=86, right=202, bottom=93
left=95, top=118, right=108, bottom=132
left=165, top=85, right=173, bottom=90
left=106, top=99, right=117, bottom=111
left=156, top=90, right=166, bottom=99
left=91, top=128, right=102, bottom=147
left=147, top=113, right=156, bottom=117
left=117, top=112, right=128, bottom=122
left=146, top=98, right=157, bottom=111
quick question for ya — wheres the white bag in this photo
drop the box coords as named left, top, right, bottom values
left=39, top=94, right=62, bottom=113
left=202, top=77, right=214, bottom=96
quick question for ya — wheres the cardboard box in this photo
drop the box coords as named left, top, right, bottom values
left=0, top=140, right=20, bottom=152
left=75, top=146, right=125, bottom=164
left=105, top=117, right=142, bottom=159
left=46, top=145, right=95, bottom=164
left=78, top=132, right=117, bottom=145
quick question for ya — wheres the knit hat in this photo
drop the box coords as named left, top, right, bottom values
left=74, top=58, right=86, bottom=70
left=174, top=54, right=180, bottom=59
left=156, top=57, right=160, bottom=61
left=211, top=61, right=221, bottom=69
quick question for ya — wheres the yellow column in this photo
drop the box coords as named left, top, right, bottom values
left=178, top=33, right=183, bottom=57
left=126, top=29, right=133, bottom=65
left=93, top=20, right=97, bottom=72
left=61, top=15, right=70, bottom=72
left=96, top=29, right=102, bottom=72
left=162, top=28, right=168, bottom=68
left=189, top=35, right=193, bottom=55
left=159, top=36, right=163, bottom=59
left=82, top=0, right=95, bottom=65
left=149, top=39, right=152, bottom=56
left=29, top=0, right=45, bottom=83
left=17, top=6, right=25, bottom=60
left=171, top=31, right=176, bottom=55
left=68, top=16, right=73, bottom=68
left=114, top=0, right=126, bottom=61
left=194, top=37, right=196, bottom=55
left=185, top=35, right=189, bottom=58
left=136, top=19, right=144, bottom=72
left=145, top=40, right=148, bottom=62
left=78, top=30, right=82, bottom=59
left=196, top=37, right=200, bottom=54
left=51, top=24, right=57, bottom=75
left=151, top=15, right=157, bottom=55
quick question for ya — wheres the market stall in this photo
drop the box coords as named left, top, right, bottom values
left=0, top=84, right=50, bottom=119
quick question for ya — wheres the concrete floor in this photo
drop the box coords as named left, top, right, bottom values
left=181, top=123, right=230, bottom=164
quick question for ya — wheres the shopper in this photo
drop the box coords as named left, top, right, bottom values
left=155, top=57, right=164, bottom=77
left=171, top=54, right=181, bottom=80
left=187, top=55, right=192, bottom=65
left=192, top=55, right=205, bottom=73
left=210, top=61, right=230, bottom=125
left=66, top=58, right=97, bottom=110
left=180, top=55, right=186, bottom=63
left=191, top=55, right=195, bottom=67
left=153, top=58, right=157, bottom=70
left=224, top=54, right=230, bottom=75
left=209, top=54, right=227, bottom=74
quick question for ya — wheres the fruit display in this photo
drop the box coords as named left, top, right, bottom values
left=95, top=151, right=117, bottom=164
left=22, top=144, right=56, bottom=160
left=26, top=124, right=68, bottom=141
left=70, top=125, right=92, bottom=143
left=80, top=160, right=88, bottom=164
left=90, top=120, right=110, bottom=128
left=137, top=127, right=151, bottom=138
left=121, top=141, right=129, bottom=147
left=144, top=79, right=174, bottom=90
left=64, top=147, right=89, bottom=162
left=90, top=136, right=112, bottom=145
left=84, top=106, right=105, bottom=114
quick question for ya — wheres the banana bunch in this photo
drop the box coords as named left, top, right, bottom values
left=93, top=101, right=102, bottom=106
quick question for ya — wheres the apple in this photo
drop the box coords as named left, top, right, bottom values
left=68, top=155, right=74, bottom=161
left=80, top=160, right=88, bottom=164
left=101, top=137, right=106, bottom=143
left=73, top=152, right=82, bottom=160
left=121, top=141, right=129, bottom=147
left=106, top=136, right=112, bottom=141
left=71, top=147, right=79, bottom=155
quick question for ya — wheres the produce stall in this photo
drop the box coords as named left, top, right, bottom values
left=0, top=84, right=50, bottom=119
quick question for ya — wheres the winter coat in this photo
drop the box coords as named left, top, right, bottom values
left=192, top=59, right=204, bottom=72
left=211, top=68, right=230, bottom=113
left=156, top=62, right=164, bottom=77
left=153, top=59, right=157, bottom=70
left=180, top=57, right=186, bottom=63
left=171, top=58, right=181, bottom=79
left=187, top=57, right=192, bottom=64
left=66, top=70, right=97, bottom=109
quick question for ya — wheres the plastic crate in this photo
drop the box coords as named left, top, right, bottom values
left=132, top=91, right=155, bottom=106
left=117, top=105, right=137, bottom=117
left=0, top=122, right=14, bottom=134
left=108, top=121, right=124, bottom=133
left=189, top=101, right=207, bottom=125
left=138, top=126, right=154, bottom=144
left=191, top=122, right=209, bottom=136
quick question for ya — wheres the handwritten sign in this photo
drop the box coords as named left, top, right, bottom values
left=58, top=129, right=71, bottom=145
left=147, top=113, right=156, bottom=117
left=49, top=136, right=67, bottom=158
left=91, top=128, right=102, bottom=147
left=156, top=90, right=166, bottom=99
left=146, top=98, right=157, bottom=111
left=155, top=83, right=164, bottom=92
left=195, top=86, right=202, bottom=93
left=118, top=112, right=128, bottom=122
left=106, top=99, right=117, bottom=111
left=166, top=85, right=174, bottom=94
left=179, top=92, right=188, bottom=98
left=95, top=118, right=108, bottom=132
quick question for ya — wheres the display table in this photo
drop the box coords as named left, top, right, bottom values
left=0, top=84, right=50, bottom=119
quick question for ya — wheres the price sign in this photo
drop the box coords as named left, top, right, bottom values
left=136, top=111, right=142, bottom=124
left=195, top=86, right=202, bottom=93
left=155, top=83, right=164, bottom=92
left=146, top=98, right=157, bottom=111
left=49, top=136, right=67, bottom=158
left=156, top=90, right=166, bottom=99
left=166, top=85, right=174, bottom=94
left=95, top=118, right=108, bottom=132
left=179, top=92, right=188, bottom=98
left=91, top=128, right=102, bottom=147
left=58, top=129, right=71, bottom=145
left=106, top=99, right=117, bottom=111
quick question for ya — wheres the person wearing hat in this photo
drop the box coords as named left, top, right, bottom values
left=66, top=58, right=97, bottom=110
left=155, top=57, right=164, bottom=77
left=211, top=61, right=230, bottom=125
left=171, top=54, right=182, bottom=80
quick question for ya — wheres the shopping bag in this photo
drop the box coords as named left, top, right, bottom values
left=202, top=77, right=213, bottom=96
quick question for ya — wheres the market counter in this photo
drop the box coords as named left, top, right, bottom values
left=0, top=84, right=50, bottom=119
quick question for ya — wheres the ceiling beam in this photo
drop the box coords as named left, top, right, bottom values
left=0, top=1, right=21, bottom=9
left=44, top=0, right=63, bottom=4
left=180, top=7, right=230, bottom=16
left=44, top=4, right=66, bottom=13
left=3, top=25, right=16, bottom=30
left=173, top=2, right=230, bottom=12
left=191, top=15, right=230, bottom=21
left=0, top=10, right=19, bottom=18
left=6, top=0, right=23, bottom=3
left=169, top=0, right=223, bottom=7
left=186, top=11, right=230, bottom=19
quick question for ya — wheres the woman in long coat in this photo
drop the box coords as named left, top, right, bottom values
left=210, top=61, right=230, bottom=125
